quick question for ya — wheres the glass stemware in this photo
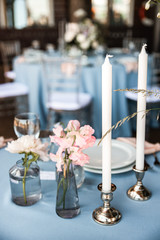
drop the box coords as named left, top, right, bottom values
left=14, top=112, right=40, bottom=138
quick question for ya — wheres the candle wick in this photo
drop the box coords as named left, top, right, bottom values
left=141, top=43, right=147, bottom=54
left=105, top=54, right=113, bottom=60
left=104, top=55, right=113, bottom=64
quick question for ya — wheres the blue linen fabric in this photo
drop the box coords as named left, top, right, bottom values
left=13, top=55, right=151, bottom=138
left=1, top=148, right=160, bottom=240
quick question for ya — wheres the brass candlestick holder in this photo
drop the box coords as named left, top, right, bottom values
left=127, top=165, right=151, bottom=201
left=92, top=183, right=121, bottom=225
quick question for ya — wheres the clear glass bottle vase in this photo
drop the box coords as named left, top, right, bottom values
left=9, top=160, right=42, bottom=206
left=56, top=161, right=80, bottom=218
left=73, top=165, right=85, bottom=188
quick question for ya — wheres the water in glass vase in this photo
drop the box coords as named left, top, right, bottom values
left=9, top=160, right=42, bottom=206
left=56, top=163, right=80, bottom=218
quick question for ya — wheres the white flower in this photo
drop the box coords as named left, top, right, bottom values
left=80, top=40, right=91, bottom=50
left=76, top=33, right=86, bottom=43
left=145, top=0, right=151, bottom=10
left=84, top=18, right=92, bottom=26
left=88, top=33, right=96, bottom=42
left=92, top=41, right=99, bottom=49
left=66, top=23, right=79, bottom=34
left=64, top=31, right=76, bottom=43
left=74, top=8, right=87, bottom=19
left=64, top=23, right=79, bottom=42
left=6, top=135, right=49, bottom=161
left=157, top=12, right=160, bottom=18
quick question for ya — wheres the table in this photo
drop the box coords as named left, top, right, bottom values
left=14, top=54, right=152, bottom=138
left=1, top=148, right=160, bottom=240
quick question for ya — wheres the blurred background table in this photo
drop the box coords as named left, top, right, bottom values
left=13, top=53, right=152, bottom=138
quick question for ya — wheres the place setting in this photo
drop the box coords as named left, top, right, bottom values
left=83, top=139, right=136, bottom=174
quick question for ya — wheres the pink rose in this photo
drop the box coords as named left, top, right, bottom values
left=50, top=147, right=64, bottom=171
left=52, top=126, right=65, bottom=137
left=50, top=136, right=74, bottom=148
left=70, top=149, right=89, bottom=166
left=74, top=133, right=86, bottom=148
left=74, top=133, right=96, bottom=149
left=82, top=135, right=96, bottom=149
left=65, top=120, right=80, bottom=131
left=80, top=125, right=95, bottom=136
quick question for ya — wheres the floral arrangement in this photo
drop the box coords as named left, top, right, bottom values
left=50, top=120, right=96, bottom=210
left=6, top=135, right=49, bottom=204
left=145, top=0, right=160, bottom=18
left=50, top=120, right=96, bottom=171
left=64, top=18, right=103, bottom=52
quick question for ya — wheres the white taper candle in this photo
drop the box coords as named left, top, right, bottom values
left=136, top=44, right=148, bottom=170
left=102, top=55, right=112, bottom=193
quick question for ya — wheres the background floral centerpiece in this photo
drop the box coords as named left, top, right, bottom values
left=64, top=9, right=104, bottom=54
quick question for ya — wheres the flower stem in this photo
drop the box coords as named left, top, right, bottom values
left=67, top=159, right=71, bottom=175
left=56, top=176, right=67, bottom=207
left=63, top=163, right=66, bottom=178
left=56, top=159, right=72, bottom=209
left=22, top=164, right=27, bottom=204
left=22, top=152, right=39, bottom=205
left=62, top=178, right=67, bottom=209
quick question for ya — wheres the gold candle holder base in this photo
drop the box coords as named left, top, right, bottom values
left=127, top=165, right=151, bottom=201
left=92, top=183, right=121, bottom=226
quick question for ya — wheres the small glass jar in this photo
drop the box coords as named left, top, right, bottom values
left=9, top=160, right=42, bottom=206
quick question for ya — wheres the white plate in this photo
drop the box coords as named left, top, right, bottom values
left=84, top=162, right=135, bottom=174
left=84, top=139, right=136, bottom=170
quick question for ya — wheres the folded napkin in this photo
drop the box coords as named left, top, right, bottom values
left=125, top=86, right=160, bottom=103
left=0, top=136, right=13, bottom=149
left=117, top=57, right=138, bottom=73
left=117, top=137, right=160, bottom=155
left=16, top=56, right=25, bottom=63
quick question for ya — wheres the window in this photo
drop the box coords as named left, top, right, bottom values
left=5, top=0, right=54, bottom=29
left=92, top=0, right=108, bottom=24
left=92, top=0, right=134, bottom=26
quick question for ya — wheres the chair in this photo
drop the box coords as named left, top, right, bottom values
left=0, top=41, right=21, bottom=82
left=125, top=86, right=160, bottom=136
left=0, top=82, right=29, bottom=117
left=123, top=38, right=147, bottom=53
left=152, top=53, right=160, bottom=85
left=42, top=56, right=92, bottom=128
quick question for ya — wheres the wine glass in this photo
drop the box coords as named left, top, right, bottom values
left=14, top=112, right=40, bottom=138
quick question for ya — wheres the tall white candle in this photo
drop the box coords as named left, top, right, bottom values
left=102, top=55, right=112, bottom=193
left=136, top=44, right=148, bottom=170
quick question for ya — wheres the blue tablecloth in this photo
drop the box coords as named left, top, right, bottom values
left=1, top=148, right=160, bottom=240
left=14, top=55, right=151, bottom=138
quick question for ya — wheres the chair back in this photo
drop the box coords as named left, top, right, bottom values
left=42, top=56, right=81, bottom=106
left=0, top=41, right=21, bottom=82
left=123, top=37, right=147, bottom=52
left=0, top=82, right=28, bottom=117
